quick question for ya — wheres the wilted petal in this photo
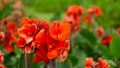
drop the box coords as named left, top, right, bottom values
left=58, top=49, right=68, bottom=62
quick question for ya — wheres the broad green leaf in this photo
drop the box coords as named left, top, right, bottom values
left=79, top=29, right=97, bottom=47
left=97, top=43, right=111, bottom=58
left=109, top=34, right=120, bottom=57
left=14, top=46, right=21, bottom=56
left=56, top=59, right=73, bottom=68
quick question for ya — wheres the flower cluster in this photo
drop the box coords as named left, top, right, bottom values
left=117, top=27, right=120, bottom=35
left=16, top=18, right=71, bottom=63
left=85, top=6, right=103, bottom=26
left=85, top=57, right=110, bottom=68
left=0, top=51, right=6, bottom=68
left=97, top=27, right=104, bottom=37
left=101, top=35, right=112, bottom=45
left=64, top=5, right=83, bottom=34
left=4, top=22, right=17, bottom=53
left=0, top=22, right=17, bottom=53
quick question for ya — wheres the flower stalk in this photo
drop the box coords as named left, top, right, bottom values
left=49, top=59, right=56, bottom=68
left=25, top=53, right=30, bottom=68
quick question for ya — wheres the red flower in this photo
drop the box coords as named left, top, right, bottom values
left=17, top=18, right=40, bottom=54
left=85, top=57, right=110, bottom=68
left=98, top=58, right=110, bottom=68
left=85, top=6, right=103, bottom=26
left=6, top=22, right=17, bottom=34
left=87, top=6, right=103, bottom=16
left=0, top=32, right=4, bottom=41
left=97, top=27, right=104, bottom=37
left=49, top=21, right=71, bottom=41
left=47, top=40, right=70, bottom=62
left=0, top=51, right=6, bottom=68
left=32, top=21, right=50, bottom=63
left=0, top=64, right=6, bottom=68
left=18, top=24, right=37, bottom=43
left=4, top=22, right=17, bottom=53
left=84, top=15, right=92, bottom=26
left=17, top=18, right=71, bottom=63
left=66, top=5, right=83, bottom=17
left=0, top=51, right=4, bottom=64
left=33, top=44, right=48, bottom=64
left=65, top=5, right=83, bottom=33
left=117, top=27, right=120, bottom=35
left=4, top=42, right=14, bottom=53
left=101, top=35, right=112, bottom=45
left=85, top=57, right=95, bottom=68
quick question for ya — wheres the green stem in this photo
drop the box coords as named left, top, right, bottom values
left=44, top=64, right=48, bottom=68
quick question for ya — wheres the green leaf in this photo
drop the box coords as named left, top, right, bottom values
left=109, top=34, right=120, bottom=57
left=18, top=54, right=25, bottom=68
left=14, top=46, right=21, bottom=56
left=56, top=59, right=73, bottom=68
left=74, top=50, right=86, bottom=68
left=80, top=29, right=97, bottom=46
left=97, top=43, right=111, bottom=58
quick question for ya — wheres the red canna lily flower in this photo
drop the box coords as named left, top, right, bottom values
left=98, top=58, right=110, bottom=68
left=17, top=18, right=40, bottom=54
left=49, top=21, right=71, bottom=41
left=85, top=57, right=110, bottom=68
left=16, top=37, right=32, bottom=53
left=117, top=27, right=120, bottom=35
left=101, top=35, right=112, bottom=45
left=18, top=23, right=37, bottom=43
left=0, top=51, right=4, bottom=64
left=0, top=32, right=4, bottom=41
left=87, top=6, right=103, bottom=16
left=17, top=18, right=71, bottom=63
left=47, top=40, right=70, bottom=62
left=4, top=42, right=14, bottom=53
left=84, top=15, right=92, bottom=26
left=85, top=57, right=95, bottom=68
left=33, top=44, right=48, bottom=64
left=65, top=5, right=83, bottom=34
left=85, top=6, right=103, bottom=26
left=32, top=21, right=50, bottom=63
left=20, top=17, right=40, bottom=26
left=0, top=51, right=6, bottom=68
left=4, top=22, right=17, bottom=53
left=66, top=5, right=83, bottom=17
left=6, top=22, right=17, bottom=34
left=97, top=27, right=104, bottom=37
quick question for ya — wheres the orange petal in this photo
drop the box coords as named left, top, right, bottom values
left=47, top=50, right=59, bottom=59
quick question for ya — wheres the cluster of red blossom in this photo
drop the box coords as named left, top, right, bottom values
left=97, top=27, right=112, bottom=45
left=0, top=0, right=23, bottom=53
left=0, top=51, right=6, bottom=68
left=64, top=5, right=103, bottom=33
left=16, top=18, right=71, bottom=63
left=85, top=6, right=103, bottom=26
left=97, top=27, right=120, bottom=46
left=85, top=57, right=110, bottom=68
left=64, top=5, right=83, bottom=34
